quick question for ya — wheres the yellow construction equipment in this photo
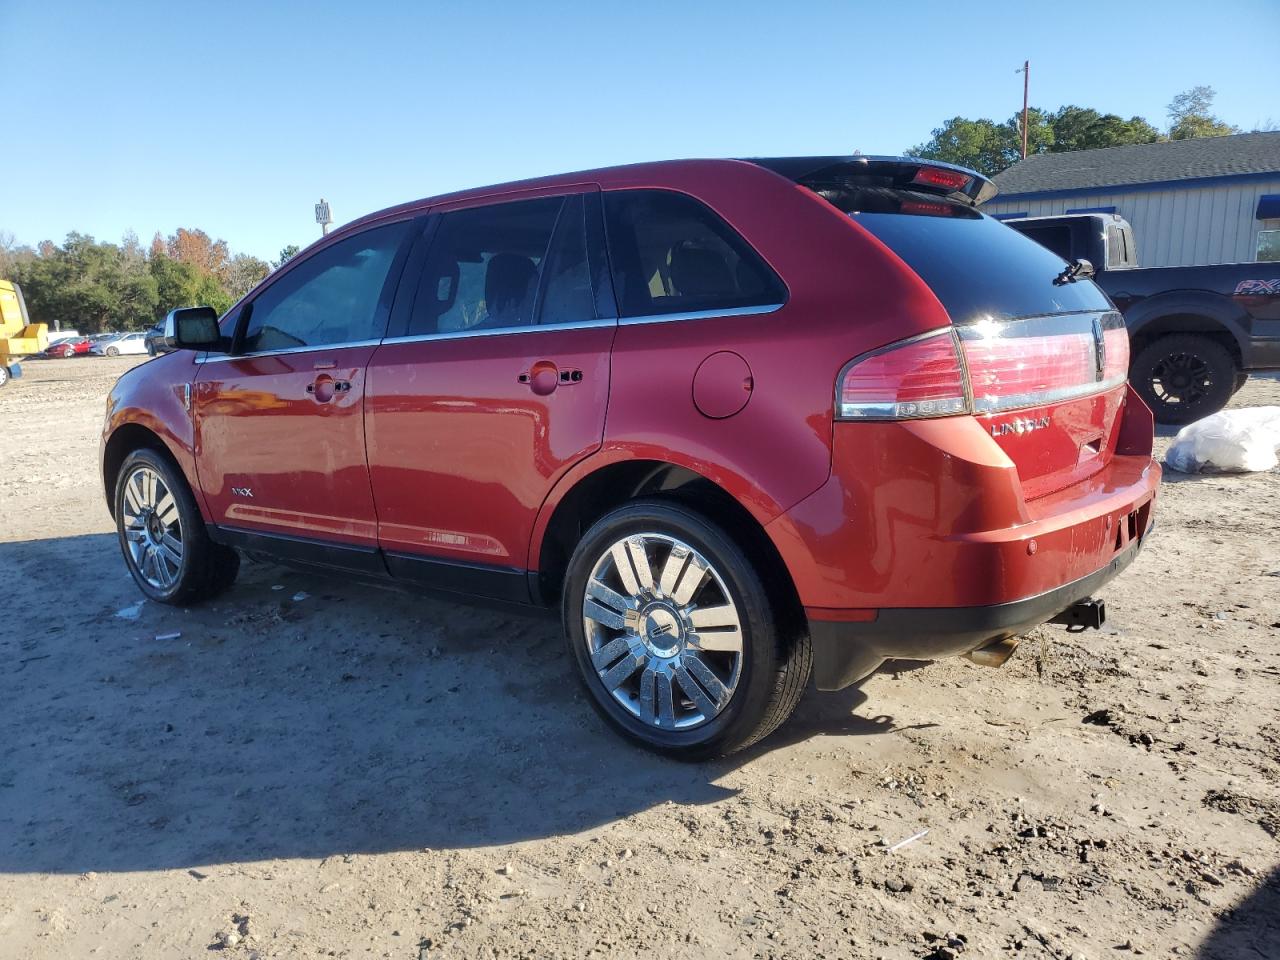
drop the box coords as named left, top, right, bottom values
left=0, top=280, right=48, bottom=388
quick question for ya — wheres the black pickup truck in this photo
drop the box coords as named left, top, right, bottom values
left=1003, top=213, right=1280, bottom=424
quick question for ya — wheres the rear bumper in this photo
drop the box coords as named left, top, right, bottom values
left=764, top=385, right=1160, bottom=689
left=808, top=535, right=1145, bottom=690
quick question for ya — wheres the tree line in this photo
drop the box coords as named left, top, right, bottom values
left=0, top=229, right=302, bottom=335
left=907, top=86, right=1258, bottom=177
left=1, top=87, right=1265, bottom=334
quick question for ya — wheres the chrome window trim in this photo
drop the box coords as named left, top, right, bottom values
left=382, top=316, right=617, bottom=345
left=617, top=302, right=784, bottom=326
left=195, top=339, right=385, bottom=364
left=192, top=302, right=785, bottom=361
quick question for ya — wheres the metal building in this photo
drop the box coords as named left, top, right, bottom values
left=983, top=131, right=1280, bottom=267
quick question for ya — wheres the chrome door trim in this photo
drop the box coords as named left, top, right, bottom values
left=195, top=339, right=385, bottom=364
left=617, top=302, right=784, bottom=326
left=380, top=316, right=618, bottom=346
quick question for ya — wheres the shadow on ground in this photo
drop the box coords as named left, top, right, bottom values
left=1195, top=864, right=1280, bottom=959
left=0, top=534, right=900, bottom=875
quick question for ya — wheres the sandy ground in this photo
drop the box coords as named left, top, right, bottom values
left=1, top=356, right=1277, bottom=960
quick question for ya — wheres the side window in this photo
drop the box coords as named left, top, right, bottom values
left=537, top=194, right=595, bottom=325
left=407, top=195, right=593, bottom=337
left=602, top=189, right=785, bottom=318
left=1106, top=226, right=1126, bottom=268
left=241, top=222, right=410, bottom=353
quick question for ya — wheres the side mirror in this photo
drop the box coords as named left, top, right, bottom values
left=163, top=307, right=222, bottom=351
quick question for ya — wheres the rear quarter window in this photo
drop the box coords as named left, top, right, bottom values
left=603, top=190, right=785, bottom=318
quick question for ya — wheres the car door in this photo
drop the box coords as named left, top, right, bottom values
left=365, top=190, right=616, bottom=600
left=193, top=219, right=416, bottom=564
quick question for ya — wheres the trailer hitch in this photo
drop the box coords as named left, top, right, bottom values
left=1050, top=597, right=1106, bottom=631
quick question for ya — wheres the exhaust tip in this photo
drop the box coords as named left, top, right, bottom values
left=965, top=636, right=1020, bottom=669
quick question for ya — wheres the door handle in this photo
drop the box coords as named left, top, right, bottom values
left=306, top=374, right=348, bottom=403
left=519, top=361, right=582, bottom=396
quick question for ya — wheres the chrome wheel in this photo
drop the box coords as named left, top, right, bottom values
left=120, top=466, right=183, bottom=590
left=582, top=532, right=744, bottom=730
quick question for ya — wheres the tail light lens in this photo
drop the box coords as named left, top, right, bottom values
left=837, top=313, right=1128, bottom=421
left=1102, top=324, right=1130, bottom=383
left=838, top=329, right=968, bottom=419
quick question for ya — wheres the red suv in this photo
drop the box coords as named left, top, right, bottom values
left=101, top=157, right=1159, bottom=758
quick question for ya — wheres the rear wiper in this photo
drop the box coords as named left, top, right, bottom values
left=1054, top=259, right=1096, bottom=285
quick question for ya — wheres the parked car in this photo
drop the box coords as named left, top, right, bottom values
left=44, top=336, right=92, bottom=357
left=101, top=157, right=1159, bottom=758
left=144, top=321, right=170, bottom=356
left=1002, top=212, right=1280, bottom=424
left=91, top=331, right=148, bottom=356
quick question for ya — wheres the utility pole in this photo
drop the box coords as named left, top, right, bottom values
left=315, top=198, right=333, bottom=237
left=1017, top=61, right=1030, bottom=159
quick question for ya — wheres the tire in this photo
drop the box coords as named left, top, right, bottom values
left=106, top=346, right=119, bottom=357
left=114, top=448, right=239, bottom=605
left=1130, top=334, right=1236, bottom=426
left=562, top=499, right=811, bottom=760
left=1232, top=372, right=1249, bottom=396
left=0, top=365, right=8, bottom=389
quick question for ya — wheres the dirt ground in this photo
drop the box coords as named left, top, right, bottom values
left=1, top=356, right=1277, bottom=960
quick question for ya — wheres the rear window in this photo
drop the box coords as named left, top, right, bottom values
left=811, top=187, right=1110, bottom=323
left=603, top=190, right=786, bottom=318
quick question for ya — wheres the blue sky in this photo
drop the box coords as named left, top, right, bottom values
left=2, top=0, right=1276, bottom=261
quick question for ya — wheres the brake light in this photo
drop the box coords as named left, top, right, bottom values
left=963, top=330, right=1096, bottom=413
left=912, top=167, right=972, bottom=192
left=1102, top=325, right=1130, bottom=383
left=837, top=330, right=968, bottom=419
left=836, top=314, right=1128, bottom=421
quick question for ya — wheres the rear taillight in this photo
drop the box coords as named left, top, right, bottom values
left=1102, top=324, right=1130, bottom=383
left=836, top=313, right=1128, bottom=421
left=838, top=329, right=967, bottom=419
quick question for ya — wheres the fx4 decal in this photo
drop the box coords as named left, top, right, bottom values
left=1234, top=279, right=1280, bottom=296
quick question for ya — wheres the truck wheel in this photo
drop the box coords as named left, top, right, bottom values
left=1131, top=334, right=1235, bottom=426
left=562, top=499, right=811, bottom=760
left=115, top=448, right=239, bottom=605
left=1232, top=373, right=1249, bottom=396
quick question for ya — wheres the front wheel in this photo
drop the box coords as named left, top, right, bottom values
left=106, top=346, right=120, bottom=357
left=115, top=448, right=239, bottom=605
left=562, top=499, right=810, bottom=760
left=0, top=365, right=8, bottom=389
left=1130, top=334, right=1236, bottom=426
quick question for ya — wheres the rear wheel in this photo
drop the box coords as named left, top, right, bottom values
left=115, top=448, right=239, bottom=605
left=1131, top=334, right=1235, bottom=425
left=1232, top=372, right=1249, bottom=396
left=562, top=499, right=810, bottom=760
left=0, top=365, right=8, bottom=389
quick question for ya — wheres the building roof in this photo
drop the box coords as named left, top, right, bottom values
left=991, top=131, right=1280, bottom=199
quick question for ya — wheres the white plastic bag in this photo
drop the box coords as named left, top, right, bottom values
left=1164, top=406, right=1280, bottom=473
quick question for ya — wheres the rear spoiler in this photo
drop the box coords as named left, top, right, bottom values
left=747, top=156, right=997, bottom=206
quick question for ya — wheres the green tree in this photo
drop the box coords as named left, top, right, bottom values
left=15, top=233, right=158, bottom=333
left=1167, top=86, right=1238, bottom=140
left=1048, top=106, right=1162, bottom=152
left=225, top=253, right=271, bottom=301
left=274, top=244, right=301, bottom=269
left=908, top=116, right=1013, bottom=176
left=908, top=110, right=1053, bottom=176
